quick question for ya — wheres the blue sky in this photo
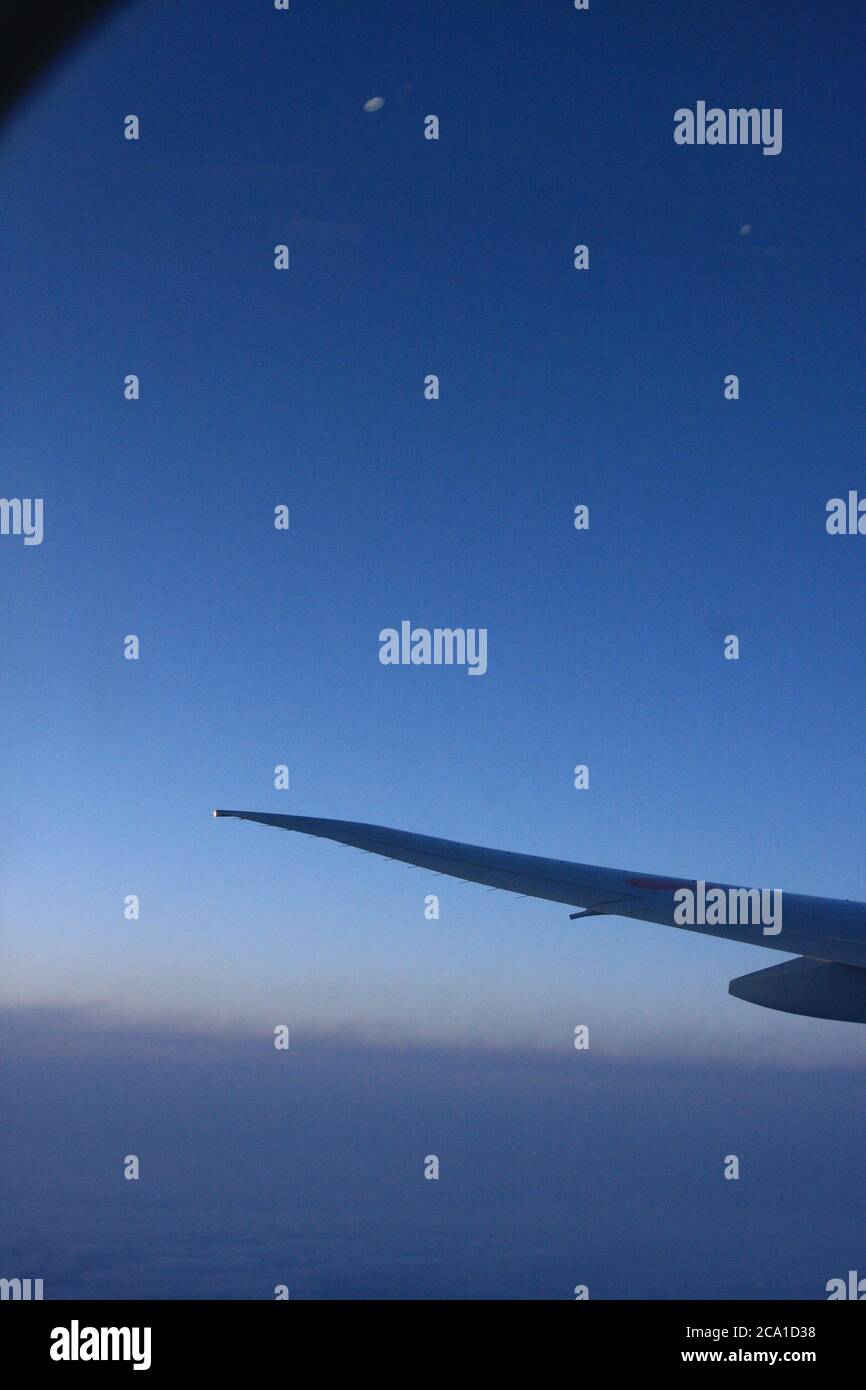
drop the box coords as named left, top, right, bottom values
left=1, top=0, right=865, bottom=1298
left=1, top=0, right=866, bottom=1312
left=2, top=0, right=865, bottom=1057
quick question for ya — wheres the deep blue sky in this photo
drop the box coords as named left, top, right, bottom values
left=0, top=0, right=864, bottom=1298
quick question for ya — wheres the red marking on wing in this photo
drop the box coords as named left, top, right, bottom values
left=625, top=877, right=692, bottom=892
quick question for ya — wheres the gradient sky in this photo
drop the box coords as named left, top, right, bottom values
left=1, top=0, right=865, bottom=1075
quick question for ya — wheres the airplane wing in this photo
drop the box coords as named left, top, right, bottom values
left=213, top=809, right=866, bottom=1022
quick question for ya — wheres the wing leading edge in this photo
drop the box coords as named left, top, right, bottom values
left=213, top=810, right=866, bottom=1021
